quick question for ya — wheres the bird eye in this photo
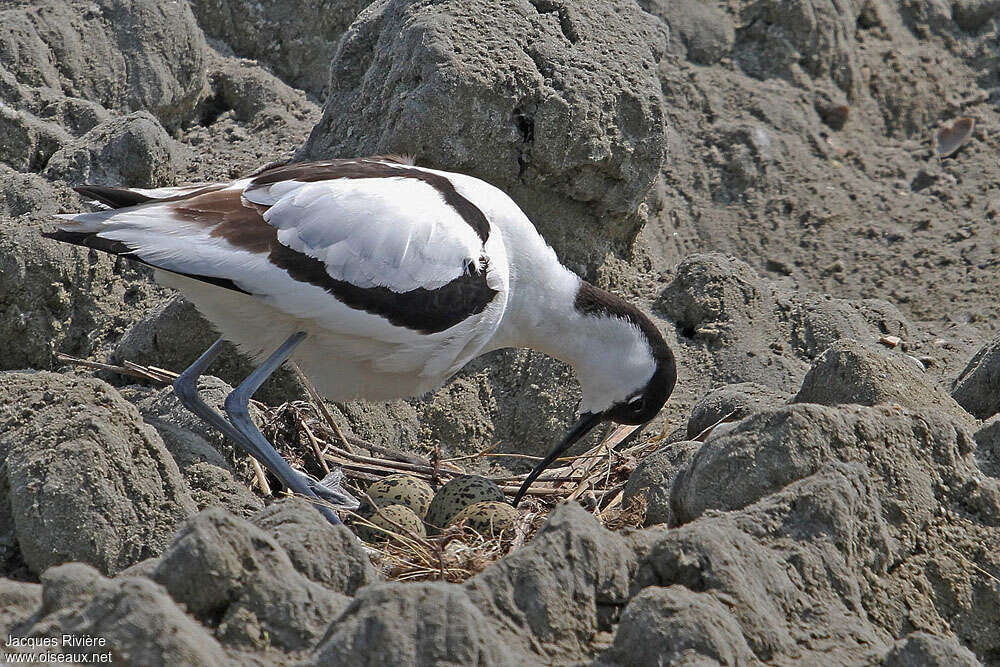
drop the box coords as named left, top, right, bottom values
left=627, top=395, right=644, bottom=410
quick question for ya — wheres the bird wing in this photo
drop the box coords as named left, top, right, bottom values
left=242, top=161, right=488, bottom=292
left=50, top=159, right=508, bottom=376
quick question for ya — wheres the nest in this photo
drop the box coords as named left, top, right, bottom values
left=260, top=390, right=660, bottom=583
left=58, top=353, right=662, bottom=583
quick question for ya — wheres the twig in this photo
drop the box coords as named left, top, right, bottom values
left=443, top=451, right=608, bottom=464
left=250, top=459, right=272, bottom=496
left=297, top=411, right=330, bottom=475
left=56, top=354, right=173, bottom=385
left=323, top=447, right=443, bottom=476
left=147, top=365, right=180, bottom=380
left=497, top=485, right=578, bottom=496
left=942, top=543, right=1000, bottom=587
left=351, top=488, right=436, bottom=552
left=291, top=362, right=355, bottom=454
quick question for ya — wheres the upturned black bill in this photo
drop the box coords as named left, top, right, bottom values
left=512, top=411, right=604, bottom=507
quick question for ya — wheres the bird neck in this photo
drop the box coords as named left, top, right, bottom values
left=496, top=254, right=586, bottom=361
left=491, top=239, right=656, bottom=413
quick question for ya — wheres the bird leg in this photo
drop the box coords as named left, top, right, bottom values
left=173, top=334, right=353, bottom=526
left=223, top=332, right=357, bottom=525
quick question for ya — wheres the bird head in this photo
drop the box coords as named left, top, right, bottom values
left=512, top=283, right=677, bottom=506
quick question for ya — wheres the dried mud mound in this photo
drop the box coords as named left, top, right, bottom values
left=1, top=0, right=999, bottom=665
left=0, top=371, right=196, bottom=577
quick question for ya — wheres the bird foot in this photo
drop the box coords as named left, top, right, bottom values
left=300, top=468, right=360, bottom=511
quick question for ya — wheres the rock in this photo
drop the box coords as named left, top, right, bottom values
left=654, top=399, right=1000, bottom=654
left=422, top=347, right=600, bottom=461
left=334, top=396, right=423, bottom=453
left=485, top=348, right=599, bottom=457
left=952, top=332, right=1000, bottom=419
left=0, top=218, right=163, bottom=372
left=43, top=112, right=182, bottom=187
left=39, top=562, right=113, bottom=614
left=17, top=563, right=229, bottom=667
left=911, top=168, right=939, bottom=192
left=640, top=0, right=735, bottom=65
left=621, top=440, right=702, bottom=527
left=180, top=463, right=263, bottom=517
left=2, top=84, right=111, bottom=138
left=0, top=166, right=71, bottom=218
left=152, top=508, right=350, bottom=652
left=0, top=578, right=41, bottom=638
left=596, top=585, right=755, bottom=667
left=882, top=631, right=981, bottom=666
left=974, top=416, right=1000, bottom=478
left=466, top=503, right=638, bottom=661
left=308, top=582, right=519, bottom=666
left=656, top=254, right=916, bottom=397
left=660, top=403, right=1000, bottom=660
left=672, top=403, right=994, bottom=527
left=200, top=53, right=320, bottom=128
left=425, top=475, right=505, bottom=531
left=795, top=339, right=972, bottom=425
left=731, top=0, right=861, bottom=98
left=0, top=371, right=196, bottom=575
left=636, top=462, right=895, bottom=663
left=119, top=378, right=253, bottom=472
left=190, top=0, right=369, bottom=98
left=779, top=295, right=910, bottom=360
left=952, top=0, right=1000, bottom=32
left=657, top=252, right=773, bottom=346
left=118, top=557, right=159, bottom=579
left=301, top=0, right=667, bottom=271
left=418, top=374, right=498, bottom=456
left=0, top=0, right=207, bottom=129
left=252, top=497, right=378, bottom=595
left=687, top=382, right=788, bottom=438
left=113, top=294, right=304, bottom=407
left=656, top=253, right=808, bottom=390
left=0, top=105, right=70, bottom=172
left=0, top=473, right=25, bottom=578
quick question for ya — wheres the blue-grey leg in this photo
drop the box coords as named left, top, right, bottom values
left=174, top=335, right=348, bottom=525
left=173, top=338, right=252, bottom=450
left=222, top=332, right=344, bottom=526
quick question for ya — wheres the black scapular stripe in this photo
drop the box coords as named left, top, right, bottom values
left=269, top=243, right=497, bottom=334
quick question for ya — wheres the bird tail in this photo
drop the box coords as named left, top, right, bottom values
left=45, top=181, right=226, bottom=254
left=45, top=184, right=253, bottom=295
left=44, top=209, right=141, bottom=258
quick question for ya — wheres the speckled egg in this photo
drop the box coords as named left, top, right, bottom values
left=447, top=501, right=519, bottom=536
left=356, top=504, right=427, bottom=543
left=364, top=474, right=434, bottom=518
left=425, top=475, right=505, bottom=531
